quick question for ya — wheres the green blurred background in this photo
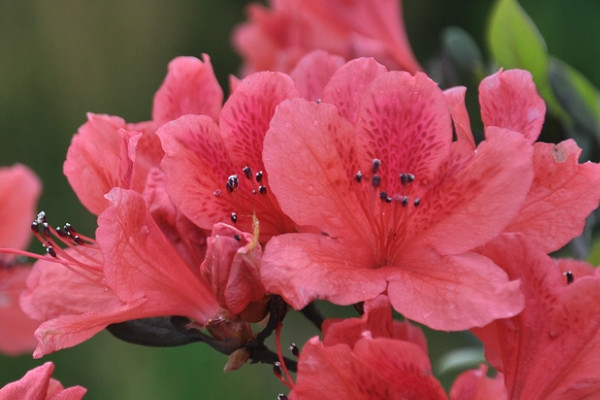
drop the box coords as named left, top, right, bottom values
left=1, top=1, right=598, bottom=398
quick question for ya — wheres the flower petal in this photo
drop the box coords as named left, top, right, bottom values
left=354, top=71, right=452, bottom=187
left=444, top=86, right=476, bottom=151
left=474, top=234, right=600, bottom=400
left=388, top=249, right=524, bottom=330
left=261, top=233, right=388, bottom=310
left=479, top=69, right=546, bottom=143
left=0, top=164, right=41, bottom=253
left=322, top=57, right=387, bottom=124
left=290, top=50, right=345, bottom=102
left=504, top=140, right=600, bottom=252
left=0, top=362, right=86, bottom=400
left=99, top=188, right=220, bottom=323
left=152, top=55, right=223, bottom=124
left=411, top=127, right=533, bottom=254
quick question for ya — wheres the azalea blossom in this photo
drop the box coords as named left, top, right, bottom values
left=63, top=55, right=222, bottom=215
left=286, top=295, right=447, bottom=399
left=286, top=296, right=504, bottom=399
left=0, top=164, right=42, bottom=355
left=261, top=59, right=538, bottom=330
left=448, top=69, right=600, bottom=252
left=0, top=362, right=86, bottom=400
left=158, top=70, right=300, bottom=241
left=20, top=188, right=221, bottom=357
left=233, top=0, right=421, bottom=75
left=473, top=234, right=600, bottom=400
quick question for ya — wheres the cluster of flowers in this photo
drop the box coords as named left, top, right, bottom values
left=2, top=0, right=600, bottom=399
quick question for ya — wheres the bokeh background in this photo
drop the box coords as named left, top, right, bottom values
left=1, top=1, right=598, bottom=398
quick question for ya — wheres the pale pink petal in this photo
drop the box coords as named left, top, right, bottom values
left=290, top=50, right=345, bottom=101
left=480, top=69, right=546, bottom=143
left=322, top=57, right=388, bottom=124
left=0, top=362, right=86, bottom=400
left=504, top=140, right=600, bottom=252
left=262, top=233, right=388, bottom=310
left=450, top=365, right=507, bottom=400
left=411, top=127, right=533, bottom=254
left=444, top=86, right=476, bottom=150
left=99, top=188, right=220, bottom=324
left=0, top=265, right=39, bottom=355
left=388, top=250, right=524, bottom=330
left=0, top=164, right=41, bottom=252
left=152, top=55, right=223, bottom=124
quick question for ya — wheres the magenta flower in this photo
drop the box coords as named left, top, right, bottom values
left=0, top=362, right=86, bottom=400
left=233, top=0, right=421, bottom=75
left=473, top=234, right=600, bottom=400
left=0, top=164, right=42, bottom=356
left=261, top=59, right=537, bottom=330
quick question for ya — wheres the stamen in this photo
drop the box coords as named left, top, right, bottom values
left=371, top=175, right=381, bottom=188
left=278, top=395, right=289, bottom=400
left=259, top=186, right=267, bottom=195
left=274, top=322, right=295, bottom=390
left=242, top=166, right=252, bottom=179
left=401, top=196, right=409, bottom=207
left=226, top=175, right=239, bottom=192
left=289, top=343, right=299, bottom=357
left=233, top=234, right=241, bottom=242
left=413, top=198, right=420, bottom=207
left=355, top=170, right=362, bottom=183
left=231, top=212, right=238, bottom=223
left=372, top=158, right=381, bottom=174
left=563, top=271, right=574, bottom=284
left=255, top=171, right=263, bottom=183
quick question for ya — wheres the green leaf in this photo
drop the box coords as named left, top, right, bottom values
left=487, top=0, right=564, bottom=116
left=549, top=57, right=600, bottom=138
left=436, top=347, right=486, bottom=375
left=442, top=27, right=485, bottom=81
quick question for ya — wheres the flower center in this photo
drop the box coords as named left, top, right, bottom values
left=355, top=158, right=423, bottom=266
left=214, top=165, right=293, bottom=238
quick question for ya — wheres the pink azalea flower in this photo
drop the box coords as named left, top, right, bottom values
left=233, top=0, right=421, bottom=75
left=0, top=164, right=42, bottom=355
left=20, top=188, right=221, bottom=357
left=261, top=58, right=535, bottom=330
left=449, top=69, right=600, bottom=252
left=63, top=55, right=222, bottom=215
left=287, top=295, right=447, bottom=400
left=473, top=234, right=600, bottom=400
left=158, top=70, right=302, bottom=241
left=0, top=362, right=86, bottom=400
